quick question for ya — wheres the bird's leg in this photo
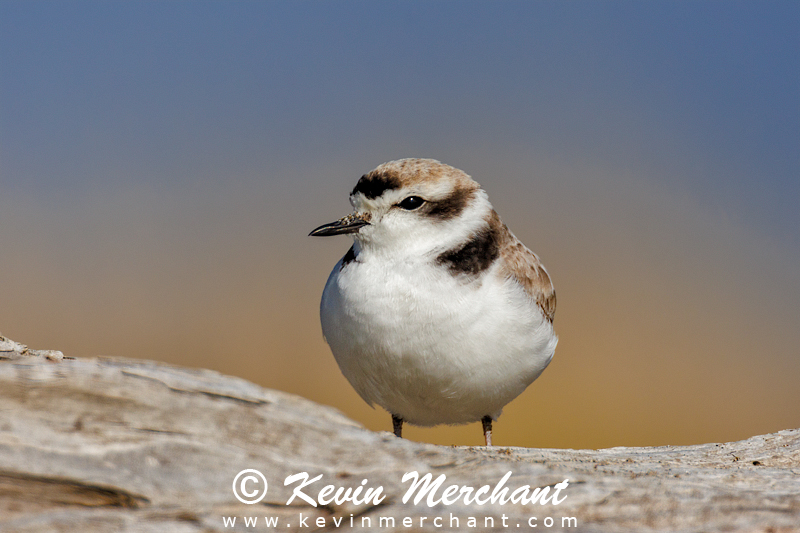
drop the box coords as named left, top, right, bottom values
left=392, top=415, right=403, bottom=438
left=482, top=415, right=493, bottom=446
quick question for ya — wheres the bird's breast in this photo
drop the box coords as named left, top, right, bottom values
left=321, top=252, right=551, bottom=362
left=318, top=252, right=557, bottom=425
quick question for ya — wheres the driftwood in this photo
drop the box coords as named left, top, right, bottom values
left=1, top=335, right=798, bottom=532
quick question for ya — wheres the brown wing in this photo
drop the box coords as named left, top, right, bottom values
left=491, top=212, right=557, bottom=323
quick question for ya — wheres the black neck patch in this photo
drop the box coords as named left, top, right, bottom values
left=351, top=171, right=401, bottom=199
left=341, top=245, right=357, bottom=269
left=436, top=224, right=500, bottom=276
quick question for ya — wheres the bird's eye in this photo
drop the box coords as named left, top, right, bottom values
left=398, top=196, right=425, bottom=210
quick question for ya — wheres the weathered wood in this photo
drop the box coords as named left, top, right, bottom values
left=1, top=336, right=798, bottom=532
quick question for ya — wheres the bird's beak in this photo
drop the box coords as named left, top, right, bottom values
left=309, top=212, right=371, bottom=237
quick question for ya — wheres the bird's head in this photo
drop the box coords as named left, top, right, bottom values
left=309, top=158, right=492, bottom=258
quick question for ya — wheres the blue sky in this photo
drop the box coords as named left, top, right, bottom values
left=1, top=1, right=798, bottom=447
left=3, top=1, right=797, bottom=235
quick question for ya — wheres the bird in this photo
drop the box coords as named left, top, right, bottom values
left=309, top=158, right=557, bottom=446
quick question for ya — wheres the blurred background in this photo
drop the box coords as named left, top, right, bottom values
left=1, top=1, right=798, bottom=449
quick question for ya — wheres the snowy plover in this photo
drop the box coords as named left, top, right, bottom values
left=310, top=159, right=557, bottom=446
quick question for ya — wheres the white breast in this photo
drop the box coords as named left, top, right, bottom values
left=320, top=249, right=557, bottom=426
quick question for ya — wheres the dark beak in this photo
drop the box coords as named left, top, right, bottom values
left=309, top=213, right=371, bottom=237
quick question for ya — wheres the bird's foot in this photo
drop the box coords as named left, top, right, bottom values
left=392, top=415, right=403, bottom=438
left=482, top=416, right=493, bottom=446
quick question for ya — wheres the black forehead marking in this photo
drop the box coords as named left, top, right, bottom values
left=422, top=187, right=474, bottom=221
left=436, top=223, right=500, bottom=277
left=351, top=171, right=401, bottom=199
